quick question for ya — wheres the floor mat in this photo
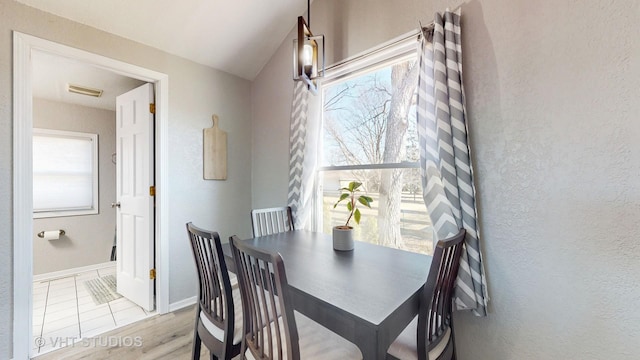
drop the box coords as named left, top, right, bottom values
left=83, top=275, right=122, bottom=305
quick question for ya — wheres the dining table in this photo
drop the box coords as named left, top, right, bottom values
left=222, top=230, right=431, bottom=360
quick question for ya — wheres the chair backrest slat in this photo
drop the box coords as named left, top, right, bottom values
left=251, top=206, right=294, bottom=237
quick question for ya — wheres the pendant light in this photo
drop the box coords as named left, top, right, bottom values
left=293, top=0, right=324, bottom=94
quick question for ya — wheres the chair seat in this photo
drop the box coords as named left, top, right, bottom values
left=199, top=287, right=243, bottom=345
left=244, top=311, right=362, bottom=360
left=386, top=317, right=451, bottom=360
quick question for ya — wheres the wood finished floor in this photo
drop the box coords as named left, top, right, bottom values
left=34, top=301, right=363, bottom=360
left=34, top=305, right=238, bottom=360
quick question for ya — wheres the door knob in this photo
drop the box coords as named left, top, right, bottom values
left=111, top=202, right=121, bottom=208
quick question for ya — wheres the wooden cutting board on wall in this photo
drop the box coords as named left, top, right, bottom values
left=203, top=114, right=227, bottom=180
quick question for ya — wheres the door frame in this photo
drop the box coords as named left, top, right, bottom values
left=13, top=32, right=170, bottom=359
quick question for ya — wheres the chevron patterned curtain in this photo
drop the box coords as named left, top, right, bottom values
left=417, top=8, right=489, bottom=316
left=287, top=81, right=310, bottom=229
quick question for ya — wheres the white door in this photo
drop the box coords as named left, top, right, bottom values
left=115, top=83, right=155, bottom=311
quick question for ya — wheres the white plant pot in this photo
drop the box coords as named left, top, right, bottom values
left=333, top=226, right=354, bottom=251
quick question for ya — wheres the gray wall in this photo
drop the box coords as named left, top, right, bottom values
left=251, top=0, right=640, bottom=359
left=1, top=1, right=254, bottom=358
left=32, top=98, right=116, bottom=275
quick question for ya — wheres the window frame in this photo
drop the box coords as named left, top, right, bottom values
left=32, top=128, right=99, bottom=218
left=320, top=32, right=419, bottom=88
left=319, top=33, right=420, bottom=173
left=314, top=32, right=426, bottom=245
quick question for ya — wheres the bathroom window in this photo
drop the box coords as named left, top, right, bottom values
left=33, top=128, right=99, bottom=218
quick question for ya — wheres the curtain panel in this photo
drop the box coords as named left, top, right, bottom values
left=417, top=8, right=489, bottom=316
left=287, top=81, right=321, bottom=231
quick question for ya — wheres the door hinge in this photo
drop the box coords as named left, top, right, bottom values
left=150, top=268, right=156, bottom=280
left=149, top=103, right=156, bottom=114
left=149, top=186, right=156, bottom=196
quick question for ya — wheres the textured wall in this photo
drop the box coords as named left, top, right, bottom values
left=250, top=32, right=295, bottom=208
left=252, top=0, right=640, bottom=359
left=457, top=1, right=640, bottom=358
left=1, top=1, right=253, bottom=358
left=32, top=98, right=117, bottom=275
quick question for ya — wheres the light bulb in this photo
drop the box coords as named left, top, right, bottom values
left=302, top=43, right=313, bottom=76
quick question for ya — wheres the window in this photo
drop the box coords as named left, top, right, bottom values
left=33, top=128, right=99, bottom=218
left=318, top=36, right=434, bottom=254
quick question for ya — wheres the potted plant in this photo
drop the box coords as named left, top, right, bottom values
left=332, top=181, right=373, bottom=251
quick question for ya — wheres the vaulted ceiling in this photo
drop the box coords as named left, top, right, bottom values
left=17, top=0, right=308, bottom=80
left=20, top=0, right=310, bottom=109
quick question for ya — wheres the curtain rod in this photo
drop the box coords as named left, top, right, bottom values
left=324, top=5, right=460, bottom=72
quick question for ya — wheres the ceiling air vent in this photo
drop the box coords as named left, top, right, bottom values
left=67, top=84, right=103, bottom=98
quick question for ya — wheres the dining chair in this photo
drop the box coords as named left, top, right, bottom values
left=386, top=229, right=467, bottom=360
left=230, top=235, right=362, bottom=360
left=186, top=222, right=243, bottom=360
left=250, top=206, right=294, bottom=237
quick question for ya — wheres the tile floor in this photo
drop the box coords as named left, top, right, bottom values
left=32, top=264, right=156, bottom=355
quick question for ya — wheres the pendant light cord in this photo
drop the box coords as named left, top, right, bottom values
left=307, top=0, right=311, bottom=27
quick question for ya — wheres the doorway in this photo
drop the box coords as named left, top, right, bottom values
left=30, top=53, right=155, bottom=354
left=13, top=32, right=170, bottom=359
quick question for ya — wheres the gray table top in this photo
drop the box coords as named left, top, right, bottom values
left=229, top=230, right=431, bottom=327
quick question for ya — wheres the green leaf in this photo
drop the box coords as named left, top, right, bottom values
left=354, top=208, right=361, bottom=224
left=346, top=202, right=353, bottom=211
left=358, top=196, right=371, bottom=208
left=349, top=181, right=362, bottom=191
left=363, top=196, right=374, bottom=203
left=333, top=193, right=349, bottom=208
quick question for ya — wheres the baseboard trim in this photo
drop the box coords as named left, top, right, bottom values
left=169, top=296, right=197, bottom=312
left=33, top=261, right=115, bottom=282
left=168, top=277, right=238, bottom=313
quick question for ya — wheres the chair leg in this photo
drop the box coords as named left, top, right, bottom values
left=192, top=318, right=201, bottom=360
left=192, top=334, right=201, bottom=360
left=450, top=323, right=457, bottom=360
